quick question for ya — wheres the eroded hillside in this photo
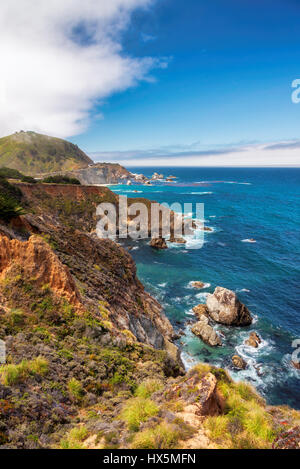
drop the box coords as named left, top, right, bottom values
left=0, top=182, right=299, bottom=449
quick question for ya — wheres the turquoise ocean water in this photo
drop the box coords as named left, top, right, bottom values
left=110, top=167, right=300, bottom=409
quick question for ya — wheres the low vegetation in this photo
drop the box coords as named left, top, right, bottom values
left=41, top=175, right=81, bottom=185
left=60, top=426, right=89, bottom=449
left=0, top=356, right=49, bottom=386
left=131, top=422, right=181, bottom=449
left=120, top=397, right=159, bottom=431
left=0, top=167, right=36, bottom=183
left=0, top=176, right=24, bottom=220
left=204, top=373, right=275, bottom=449
left=68, top=378, right=84, bottom=402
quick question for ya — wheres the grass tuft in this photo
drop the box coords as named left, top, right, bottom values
left=120, top=397, right=159, bottom=432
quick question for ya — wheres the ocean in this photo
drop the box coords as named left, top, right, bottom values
left=110, top=167, right=300, bottom=409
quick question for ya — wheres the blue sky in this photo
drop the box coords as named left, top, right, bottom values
left=2, top=0, right=300, bottom=165
left=73, top=0, right=300, bottom=162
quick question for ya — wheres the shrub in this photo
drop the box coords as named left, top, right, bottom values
left=68, top=378, right=84, bottom=401
left=42, top=175, right=81, bottom=185
left=10, top=309, right=25, bottom=327
left=60, top=426, right=88, bottom=449
left=120, top=397, right=159, bottom=431
left=131, top=423, right=180, bottom=449
left=0, top=167, right=36, bottom=183
left=0, top=356, right=49, bottom=385
left=205, top=378, right=275, bottom=449
left=29, top=356, right=49, bottom=376
left=135, top=379, right=163, bottom=399
left=0, top=176, right=24, bottom=220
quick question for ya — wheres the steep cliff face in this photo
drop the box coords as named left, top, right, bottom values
left=14, top=182, right=187, bottom=239
left=0, top=183, right=177, bottom=350
left=59, top=163, right=132, bottom=185
left=0, top=235, right=82, bottom=308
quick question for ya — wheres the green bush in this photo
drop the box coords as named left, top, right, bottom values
left=120, top=397, right=159, bottom=431
left=204, top=379, right=275, bottom=449
left=68, top=378, right=84, bottom=401
left=0, top=167, right=36, bottom=183
left=135, top=379, right=163, bottom=399
left=60, top=426, right=88, bottom=449
left=131, top=422, right=180, bottom=449
left=0, top=356, right=49, bottom=385
left=0, top=176, right=24, bottom=220
left=42, top=175, right=81, bottom=185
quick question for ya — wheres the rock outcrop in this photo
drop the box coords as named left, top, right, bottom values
left=193, top=304, right=210, bottom=319
left=232, top=355, right=247, bottom=370
left=0, top=234, right=81, bottom=307
left=150, top=238, right=168, bottom=250
left=245, top=332, right=261, bottom=348
left=206, top=287, right=252, bottom=326
left=292, top=361, right=300, bottom=371
left=169, top=236, right=186, bottom=244
left=191, top=316, right=222, bottom=347
left=53, top=163, right=132, bottom=185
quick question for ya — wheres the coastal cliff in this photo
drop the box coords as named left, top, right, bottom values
left=0, top=131, right=132, bottom=185
left=52, top=163, right=133, bottom=185
left=0, top=181, right=299, bottom=449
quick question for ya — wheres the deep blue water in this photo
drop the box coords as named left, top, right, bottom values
left=111, top=167, right=300, bottom=409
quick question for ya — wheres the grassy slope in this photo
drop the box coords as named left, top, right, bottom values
left=0, top=131, right=93, bottom=175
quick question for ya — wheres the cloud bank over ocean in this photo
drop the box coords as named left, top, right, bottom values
left=91, top=140, right=300, bottom=167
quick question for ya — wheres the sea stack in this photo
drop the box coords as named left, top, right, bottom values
left=206, top=287, right=252, bottom=326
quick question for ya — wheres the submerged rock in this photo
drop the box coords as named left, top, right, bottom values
left=191, top=317, right=222, bottom=347
left=190, top=281, right=205, bottom=289
left=169, top=236, right=186, bottom=244
left=232, top=355, right=247, bottom=370
left=245, top=332, right=261, bottom=348
left=206, top=287, right=252, bottom=326
left=150, top=238, right=168, bottom=250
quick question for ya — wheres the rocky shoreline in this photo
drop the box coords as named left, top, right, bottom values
left=0, top=180, right=299, bottom=449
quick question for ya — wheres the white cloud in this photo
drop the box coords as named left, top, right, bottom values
left=0, top=0, right=160, bottom=138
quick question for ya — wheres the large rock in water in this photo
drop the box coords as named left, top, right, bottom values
left=191, top=316, right=222, bottom=347
left=232, top=355, right=247, bottom=370
left=206, top=287, right=252, bottom=326
left=150, top=238, right=168, bottom=250
left=245, top=331, right=261, bottom=348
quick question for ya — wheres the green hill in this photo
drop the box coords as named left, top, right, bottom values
left=0, top=131, right=93, bottom=176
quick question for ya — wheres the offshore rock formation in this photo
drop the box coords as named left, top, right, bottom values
left=206, top=287, right=252, bottom=326
left=191, top=316, right=222, bottom=347
left=232, top=355, right=247, bottom=370
left=193, top=304, right=210, bottom=319
left=150, top=238, right=168, bottom=250
left=246, top=331, right=262, bottom=348
left=190, top=281, right=205, bottom=289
